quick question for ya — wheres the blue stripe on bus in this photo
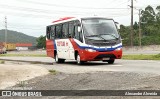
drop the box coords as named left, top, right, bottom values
left=76, top=43, right=122, bottom=52
left=53, top=40, right=57, bottom=50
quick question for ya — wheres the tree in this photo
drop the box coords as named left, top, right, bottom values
left=119, top=5, right=160, bottom=46
left=133, top=22, right=138, bottom=30
left=156, top=6, right=160, bottom=22
left=36, top=35, right=46, bottom=48
left=119, top=25, right=130, bottom=46
left=140, top=5, right=157, bottom=36
left=141, top=5, right=156, bottom=24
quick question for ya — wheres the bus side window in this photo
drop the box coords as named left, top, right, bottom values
left=56, top=24, right=62, bottom=39
left=69, top=21, right=74, bottom=38
left=62, top=23, right=69, bottom=38
left=50, top=25, right=55, bottom=39
left=74, top=20, right=83, bottom=42
left=74, top=25, right=78, bottom=39
left=79, top=31, right=83, bottom=43
left=46, top=26, right=51, bottom=39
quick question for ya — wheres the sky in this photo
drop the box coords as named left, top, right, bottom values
left=0, top=0, right=159, bottom=37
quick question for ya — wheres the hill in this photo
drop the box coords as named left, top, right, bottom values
left=0, top=29, right=37, bottom=46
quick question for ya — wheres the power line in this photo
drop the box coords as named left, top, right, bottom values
left=0, top=4, right=129, bottom=15
left=7, top=26, right=44, bottom=30
left=15, top=0, right=129, bottom=10
left=114, top=0, right=129, bottom=7
left=0, top=5, right=130, bottom=18
left=0, top=7, right=132, bottom=20
left=0, top=10, right=133, bottom=20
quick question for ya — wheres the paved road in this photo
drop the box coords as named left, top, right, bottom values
left=1, top=57, right=160, bottom=74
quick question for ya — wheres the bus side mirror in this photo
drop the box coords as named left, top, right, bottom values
left=78, top=26, right=81, bottom=33
left=115, top=22, right=120, bottom=29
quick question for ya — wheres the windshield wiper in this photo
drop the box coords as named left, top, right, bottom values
left=86, top=35, right=107, bottom=41
left=100, top=33, right=119, bottom=40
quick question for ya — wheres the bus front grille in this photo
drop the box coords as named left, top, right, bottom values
left=94, top=54, right=116, bottom=59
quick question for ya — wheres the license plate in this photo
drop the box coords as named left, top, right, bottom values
left=103, top=58, right=110, bottom=60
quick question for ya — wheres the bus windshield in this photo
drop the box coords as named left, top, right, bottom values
left=82, top=18, right=119, bottom=40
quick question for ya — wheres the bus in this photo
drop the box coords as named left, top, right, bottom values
left=46, top=17, right=122, bottom=64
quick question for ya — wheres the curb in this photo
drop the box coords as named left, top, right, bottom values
left=0, top=59, right=53, bottom=65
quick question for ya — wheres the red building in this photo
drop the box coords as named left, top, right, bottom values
left=16, top=43, right=32, bottom=50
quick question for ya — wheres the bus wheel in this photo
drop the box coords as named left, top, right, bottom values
left=107, top=59, right=115, bottom=64
left=55, top=54, right=65, bottom=63
left=76, top=54, right=84, bottom=65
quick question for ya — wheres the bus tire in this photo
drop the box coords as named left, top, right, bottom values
left=76, top=54, right=84, bottom=65
left=55, top=54, right=65, bottom=63
left=108, top=59, right=115, bottom=64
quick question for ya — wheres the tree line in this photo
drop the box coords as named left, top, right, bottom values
left=119, top=5, right=160, bottom=46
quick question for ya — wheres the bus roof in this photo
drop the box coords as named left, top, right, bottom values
left=51, top=16, right=113, bottom=25
left=52, top=17, right=75, bottom=23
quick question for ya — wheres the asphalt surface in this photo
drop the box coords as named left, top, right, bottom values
left=1, top=57, right=160, bottom=99
left=1, top=57, right=160, bottom=74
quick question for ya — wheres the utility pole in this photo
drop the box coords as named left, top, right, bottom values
left=5, top=16, right=7, bottom=44
left=138, top=9, right=142, bottom=47
left=130, top=0, right=134, bottom=47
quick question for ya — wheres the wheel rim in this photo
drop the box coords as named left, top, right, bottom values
left=77, top=55, right=80, bottom=64
left=55, top=54, right=58, bottom=62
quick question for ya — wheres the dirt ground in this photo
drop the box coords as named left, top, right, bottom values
left=0, top=62, right=48, bottom=89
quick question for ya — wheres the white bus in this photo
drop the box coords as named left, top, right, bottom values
left=46, top=17, right=122, bottom=64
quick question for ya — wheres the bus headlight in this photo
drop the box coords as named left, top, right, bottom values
left=85, top=49, right=96, bottom=52
left=115, top=47, right=122, bottom=51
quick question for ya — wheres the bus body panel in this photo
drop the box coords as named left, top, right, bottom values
left=72, top=39, right=122, bottom=61
left=55, top=39, right=75, bottom=60
left=46, top=17, right=122, bottom=63
left=46, top=38, right=122, bottom=61
left=46, top=40, right=54, bottom=58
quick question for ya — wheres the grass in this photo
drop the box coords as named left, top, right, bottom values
left=49, top=69, right=57, bottom=75
left=122, top=54, right=160, bottom=60
left=0, top=60, right=5, bottom=64
left=0, top=54, right=47, bottom=57
left=17, top=80, right=28, bottom=88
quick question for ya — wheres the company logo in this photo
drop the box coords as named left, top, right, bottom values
left=2, top=91, right=11, bottom=96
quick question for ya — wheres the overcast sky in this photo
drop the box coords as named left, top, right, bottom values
left=0, top=0, right=159, bottom=37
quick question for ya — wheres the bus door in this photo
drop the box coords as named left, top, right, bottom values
left=46, top=26, right=54, bottom=57
left=56, top=39, right=75, bottom=60
left=69, top=21, right=83, bottom=60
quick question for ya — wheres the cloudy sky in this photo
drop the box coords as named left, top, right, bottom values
left=0, top=0, right=159, bottom=37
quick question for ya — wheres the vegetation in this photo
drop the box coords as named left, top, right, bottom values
left=119, top=5, right=160, bottom=46
left=49, top=69, right=57, bottom=75
left=0, top=60, right=5, bottom=64
left=122, top=54, right=160, bottom=60
left=36, top=35, right=46, bottom=48
left=0, top=29, right=37, bottom=46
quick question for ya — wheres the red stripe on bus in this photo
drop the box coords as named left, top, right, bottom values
left=52, top=17, right=75, bottom=23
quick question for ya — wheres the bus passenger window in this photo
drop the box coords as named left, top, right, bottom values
left=46, top=26, right=51, bottom=39
left=74, top=20, right=83, bottom=42
left=79, top=32, right=83, bottom=43
left=69, top=21, right=74, bottom=38
left=62, top=23, right=69, bottom=38
left=56, top=24, right=62, bottom=39
left=50, top=26, right=55, bottom=39
left=74, top=25, right=78, bottom=39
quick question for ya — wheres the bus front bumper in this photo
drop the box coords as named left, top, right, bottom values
left=79, top=48, right=122, bottom=61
